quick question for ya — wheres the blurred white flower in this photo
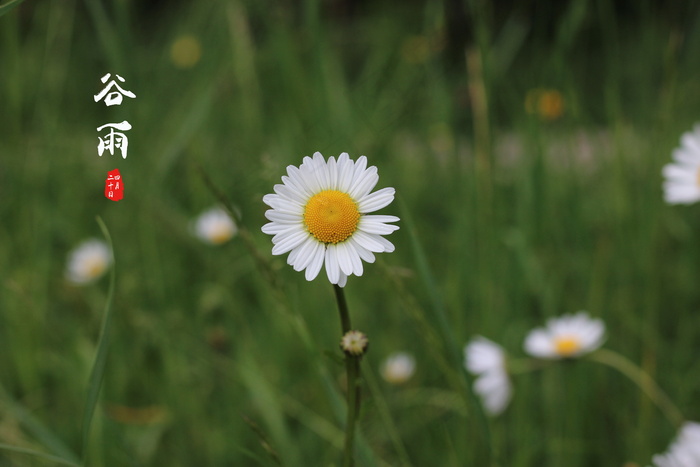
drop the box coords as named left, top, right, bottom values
left=261, top=152, right=399, bottom=287
left=381, top=352, right=415, bottom=384
left=524, top=311, right=605, bottom=359
left=66, top=239, right=111, bottom=285
left=662, top=124, right=700, bottom=205
left=464, top=336, right=512, bottom=415
left=650, top=421, right=700, bottom=467
left=194, top=207, right=237, bottom=245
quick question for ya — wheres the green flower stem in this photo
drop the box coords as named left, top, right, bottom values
left=588, top=348, right=684, bottom=428
left=333, top=284, right=361, bottom=467
left=334, top=284, right=352, bottom=335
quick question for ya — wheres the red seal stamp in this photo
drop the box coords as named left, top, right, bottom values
left=105, top=169, right=124, bottom=201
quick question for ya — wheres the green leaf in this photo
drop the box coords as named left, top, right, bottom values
left=0, top=443, right=81, bottom=466
left=0, top=385, right=80, bottom=464
left=0, top=0, right=26, bottom=18
left=81, top=216, right=117, bottom=462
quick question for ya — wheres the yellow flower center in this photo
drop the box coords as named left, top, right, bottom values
left=303, top=190, right=360, bottom=244
left=209, top=225, right=233, bottom=245
left=170, top=35, right=202, bottom=69
left=86, top=258, right=106, bottom=279
left=525, top=89, right=565, bottom=120
left=554, top=336, right=581, bottom=357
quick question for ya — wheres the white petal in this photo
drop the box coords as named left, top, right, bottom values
left=348, top=166, right=379, bottom=200
left=291, top=237, right=319, bottom=271
left=312, top=152, right=330, bottom=189
left=663, top=164, right=697, bottom=182
left=358, top=218, right=400, bottom=235
left=305, top=245, right=326, bottom=281
left=476, top=371, right=512, bottom=415
left=337, top=273, right=348, bottom=287
left=325, top=245, right=341, bottom=284
left=275, top=181, right=308, bottom=205
left=349, top=156, right=368, bottom=190
left=549, top=315, right=570, bottom=335
left=327, top=156, right=338, bottom=190
left=361, top=215, right=399, bottom=224
left=664, top=183, right=700, bottom=204
left=264, top=195, right=303, bottom=215
left=347, top=238, right=375, bottom=263
left=578, top=319, right=605, bottom=351
left=681, top=130, right=700, bottom=155
left=287, top=244, right=301, bottom=265
left=523, top=329, right=555, bottom=358
left=265, top=210, right=302, bottom=224
left=351, top=230, right=385, bottom=253
left=262, top=193, right=281, bottom=207
left=299, top=156, right=322, bottom=193
left=286, top=165, right=315, bottom=197
left=671, top=147, right=700, bottom=167
left=271, top=225, right=305, bottom=244
left=344, top=241, right=364, bottom=276
left=262, top=222, right=292, bottom=235
left=271, top=229, right=308, bottom=255
left=358, top=187, right=395, bottom=213
left=337, top=153, right=355, bottom=193
left=373, top=235, right=395, bottom=253
left=464, top=336, right=505, bottom=374
left=335, top=241, right=354, bottom=276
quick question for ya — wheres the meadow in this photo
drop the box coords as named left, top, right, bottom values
left=1, top=0, right=700, bottom=465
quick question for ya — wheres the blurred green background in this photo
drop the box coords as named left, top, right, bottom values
left=1, top=0, right=700, bottom=465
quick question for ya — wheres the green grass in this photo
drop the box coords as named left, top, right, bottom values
left=2, top=0, right=700, bottom=465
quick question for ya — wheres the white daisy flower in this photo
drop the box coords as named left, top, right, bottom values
left=663, top=124, right=700, bottom=205
left=524, top=311, right=605, bottom=359
left=381, top=352, right=416, bottom=385
left=193, top=207, right=237, bottom=245
left=261, top=152, right=399, bottom=287
left=464, top=336, right=512, bottom=416
left=66, top=239, right=111, bottom=285
left=650, top=421, right=700, bottom=467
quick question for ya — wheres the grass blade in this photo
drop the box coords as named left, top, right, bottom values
left=0, top=384, right=80, bottom=464
left=0, top=0, right=26, bottom=17
left=80, top=216, right=117, bottom=462
left=0, top=443, right=81, bottom=467
left=397, top=195, right=493, bottom=462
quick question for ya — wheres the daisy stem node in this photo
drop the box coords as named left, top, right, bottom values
left=333, top=285, right=361, bottom=467
left=587, top=348, right=685, bottom=428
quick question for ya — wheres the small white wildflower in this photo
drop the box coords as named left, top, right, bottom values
left=194, top=207, right=237, bottom=245
left=464, top=336, right=512, bottom=415
left=381, top=352, right=415, bottom=385
left=66, top=239, right=111, bottom=285
left=662, top=124, right=700, bottom=205
left=649, top=421, right=700, bottom=467
left=524, top=311, right=605, bottom=359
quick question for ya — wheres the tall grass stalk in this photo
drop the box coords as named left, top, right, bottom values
left=81, top=217, right=117, bottom=464
left=588, top=349, right=685, bottom=428
left=0, top=0, right=26, bottom=17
